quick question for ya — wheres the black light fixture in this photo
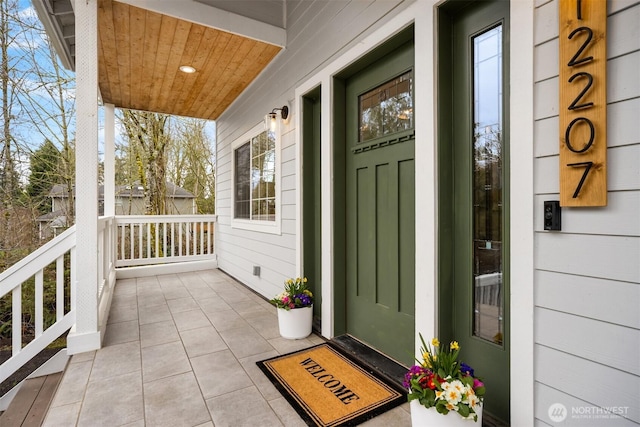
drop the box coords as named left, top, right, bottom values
left=266, top=105, right=289, bottom=131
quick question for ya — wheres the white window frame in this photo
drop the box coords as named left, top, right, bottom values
left=231, top=121, right=282, bottom=234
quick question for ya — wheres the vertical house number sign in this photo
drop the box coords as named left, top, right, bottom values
left=559, top=0, right=607, bottom=206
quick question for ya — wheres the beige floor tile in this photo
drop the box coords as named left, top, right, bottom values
left=167, top=296, right=199, bottom=313
left=244, top=311, right=280, bottom=340
left=90, top=341, right=141, bottom=381
left=104, top=319, right=140, bottom=346
left=42, top=402, right=81, bottom=427
left=138, top=302, right=172, bottom=325
left=77, top=371, right=143, bottom=427
left=206, top=308, right=250, bottom=331
left=162, top=286, right=191, bottom=301
left=198, top=296, right=232, bottom=313
left=143, top=372, right=211, bottom=427
left=191, top=349, right=253, bottom=398
left=140, top=319, right=180, bottom=348
left=238, top=350, right=282, bottom=401
left=268, top=397, right=307, bottom=427
left=141, top=340, right=191, bottom=383
left=156, top=274, right=184, bottom=288
left=360, top=404, right=412, bottom=426
left=219, top=325, right=275, bottom=359
left=108, top=301, right=138, bottom=324
left=187, top=286, right=219, bottom=300
left=179, top=325, right=228, bottom=358
left=136, top=291, right=166, bottom=308
left=50, top=360, right=92, bottom=407
left=172, top=308, right=211, bottom=331
left=68, top=350, right=95, bottom=364
left=268, top=336, right=317, bottom=355
left=206, top=386, right=283, bottom=427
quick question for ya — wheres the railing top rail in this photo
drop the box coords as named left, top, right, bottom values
left=113, top=214, right=217, bottom=224
left=0, top=226, right=76, bottom=295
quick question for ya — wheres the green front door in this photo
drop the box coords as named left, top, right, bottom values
left=344, top=39, right=415, bottom=365
left=439, top=1, right=510, bottom=423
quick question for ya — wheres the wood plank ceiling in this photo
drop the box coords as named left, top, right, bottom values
left=97, top=0, right=282, bottom=120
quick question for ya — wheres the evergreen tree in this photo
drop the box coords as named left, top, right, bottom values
left=26, top=139, right=60, bottom=214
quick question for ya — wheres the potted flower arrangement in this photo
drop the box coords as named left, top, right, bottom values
left=404, top=334, right=485, bottom=426
left=270, top=277, right=314, bottom=339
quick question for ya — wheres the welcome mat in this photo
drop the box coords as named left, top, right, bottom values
left=257, top=343, right=406, bottom=427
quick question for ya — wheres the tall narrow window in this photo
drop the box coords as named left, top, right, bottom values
left=472, top=25, right=504, bottom=344
left=232, top=122, right=280, bottom=233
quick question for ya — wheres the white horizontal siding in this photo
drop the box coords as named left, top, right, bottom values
left=535, top=270, right=640, bottom=329
left=535, top=345, right=640, bottom=424
left=535, top=307, right=640, bottom=375
left=535, top=98, right=640, bottom=158
left=534, top=192, right=640, bottom=236
left=214, top=0, right=408, bottom=300
left=535, top=383, right=639, bottom=426
left=533, top=2, right=640, bottom=424
left=534, top=145, right=640, bottom=194
left=535, top=233, right=640, bottom=282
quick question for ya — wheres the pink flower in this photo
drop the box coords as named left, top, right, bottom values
left=473, top=378, right=484, bottom=389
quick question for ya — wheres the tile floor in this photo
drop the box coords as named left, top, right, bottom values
left=43, top=269, right=411, bottom=427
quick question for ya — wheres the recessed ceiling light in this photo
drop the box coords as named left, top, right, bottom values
left=179, top=65, right=196, bottom=74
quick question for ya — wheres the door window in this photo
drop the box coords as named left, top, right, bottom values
left=472, top=25, right=504, bottom=345
left=358, top=71, right=413, bottom=142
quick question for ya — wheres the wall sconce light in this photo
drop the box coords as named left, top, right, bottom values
left=265, top=106, right=289, bottom=131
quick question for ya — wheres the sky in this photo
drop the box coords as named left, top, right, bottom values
left=10, top=0, right=216, bottom=180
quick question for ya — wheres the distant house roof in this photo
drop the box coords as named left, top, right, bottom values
left=36, top=209, right=67, bottom=226
left=48, top=182, right=195, bottom=200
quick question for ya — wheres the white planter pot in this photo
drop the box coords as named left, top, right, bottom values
left=277, top=305, right=313, bottom=339
left=410, top=400, right=482, bottom=427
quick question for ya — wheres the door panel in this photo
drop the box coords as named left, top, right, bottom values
left=440, top=0, right=510, bottom=423
left=344, top=40, right=415, bottom=365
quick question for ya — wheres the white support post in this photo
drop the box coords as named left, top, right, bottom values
left=104, top=103, right=116, bottom=217
left=67, top=0, right=101, bottom=355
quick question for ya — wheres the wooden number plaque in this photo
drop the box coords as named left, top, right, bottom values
left=559, top=0, right=607, bottom=206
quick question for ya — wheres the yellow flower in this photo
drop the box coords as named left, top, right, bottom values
left=432, top=338, right=440, bottom=347
left=432, top=355, right=437, bottom=361
left=303, top=277, right=308, bottom=283
left=451, top=341, right=459, bottom=350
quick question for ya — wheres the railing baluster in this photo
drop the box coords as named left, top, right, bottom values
left=200, top=221, right=204, bottom=255
left=171, top=222, right=175, bottom=257
left=163, top=222, right=167, bottom=258
left=138, top=223, right=143, bottom=260
left=179, top=222, right=183, bottom=256
left=129, top=224, right=134, bottom=260
left=186, top=222, right=190, bottom=256
left=35, top=270, right=44, bottom=337
left=57, top=255, right=64, bottom=321
left=12, top=285, right=22, bottom=356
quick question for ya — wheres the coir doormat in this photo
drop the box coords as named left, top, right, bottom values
left=256, top=343, right=406, bottom=427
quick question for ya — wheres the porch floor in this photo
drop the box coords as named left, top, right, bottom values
left=43, top=269, right=411, bottom=426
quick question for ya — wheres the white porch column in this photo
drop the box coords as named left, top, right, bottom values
left=67, top=0, right=101, bottom=354
left=104, top=103, right=116, bottom=217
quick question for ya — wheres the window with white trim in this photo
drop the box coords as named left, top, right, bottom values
left=232, top=122, right=280, bottom=233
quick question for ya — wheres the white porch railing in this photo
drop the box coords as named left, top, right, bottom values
left=0, top=227, right=76, bottom=385
left=113, top=215, right=217, bottom=268
left=0, top=214, right=217, bottom=388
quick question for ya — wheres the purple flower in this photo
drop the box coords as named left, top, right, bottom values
left=403, top=365, right=430, bottom=388
left=460, top=362, right=474, bottom=377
